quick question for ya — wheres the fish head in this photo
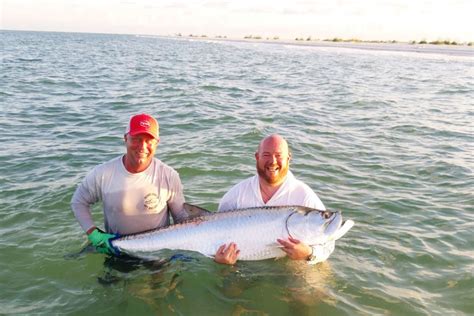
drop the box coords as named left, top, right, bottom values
left=288, top=208, right=343, bottom=245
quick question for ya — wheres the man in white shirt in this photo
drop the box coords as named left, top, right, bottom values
left=71, top=113, right=188, bottom=254
left=214, top=134, right=334, bottom=264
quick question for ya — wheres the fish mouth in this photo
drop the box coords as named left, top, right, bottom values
left=329, top=219, right=355, bottom=241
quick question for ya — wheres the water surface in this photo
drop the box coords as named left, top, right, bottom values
left=1, top=30, right=473, bottom=315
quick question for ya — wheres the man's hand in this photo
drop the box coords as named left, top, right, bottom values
left=214, top=242, right=240, bottom=265
left=277, top=236, right=312, bottom=260
left=87, top=228, right=118, bottom=255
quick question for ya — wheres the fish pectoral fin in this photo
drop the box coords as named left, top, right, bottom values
left=184, top=203, right=213, bottom=219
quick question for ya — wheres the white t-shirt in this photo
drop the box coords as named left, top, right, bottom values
left=218, top=171, right=334, bottom=263
left=218, top=171, right=325, bottom=211
left=71, top=156, right=187, bottom=235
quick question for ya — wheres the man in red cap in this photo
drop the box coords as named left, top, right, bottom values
left=71, top=113, right=188, bottom=255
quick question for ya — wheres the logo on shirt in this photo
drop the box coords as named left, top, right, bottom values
left=144, top=193, right=160, bottom=211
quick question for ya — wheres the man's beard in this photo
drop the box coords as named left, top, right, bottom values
left=256, top=162, right=289, bottom=185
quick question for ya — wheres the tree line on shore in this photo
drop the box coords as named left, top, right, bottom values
left=174, top=33, right=473, bottom=46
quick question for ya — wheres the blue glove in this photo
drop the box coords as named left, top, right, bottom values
left=87, top=228, right=118, bottom=255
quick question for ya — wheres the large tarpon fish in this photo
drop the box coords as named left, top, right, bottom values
left=110, top=204, right=354, bottom=261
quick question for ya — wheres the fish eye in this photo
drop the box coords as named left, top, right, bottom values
left=322, top=211, right=332, bottom=219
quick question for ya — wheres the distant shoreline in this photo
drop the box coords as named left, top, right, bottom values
left=4, top=29, right=473, bottom=57
left=179, top=34, right=473, bottom=46
left=165, top=35, right=474, bottom=57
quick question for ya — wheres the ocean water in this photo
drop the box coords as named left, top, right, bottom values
left=0, top=30, right=473, bottom=315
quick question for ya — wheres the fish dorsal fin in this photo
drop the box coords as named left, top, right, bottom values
left=184, top=203, right=213, bottom=219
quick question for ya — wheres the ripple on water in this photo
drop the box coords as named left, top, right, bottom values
left=1, top=31, right=473, bottom=315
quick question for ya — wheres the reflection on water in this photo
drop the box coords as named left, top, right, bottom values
left=285, top=260, right=335, bottom=306
left=104, top=253, right=336, bottom=315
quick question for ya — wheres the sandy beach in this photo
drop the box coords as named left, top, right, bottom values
left=163, top=35, right=474, bottom=57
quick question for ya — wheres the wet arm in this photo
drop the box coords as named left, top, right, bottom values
left=71, top=173, right=100, bottom=233
left=167, top=173, right=188, bottom=223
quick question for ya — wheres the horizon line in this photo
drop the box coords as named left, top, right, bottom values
left=2, top=28, right=473, bottom=44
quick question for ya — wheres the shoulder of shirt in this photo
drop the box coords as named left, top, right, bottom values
left=220, top=175, right=255, bottom=202
left=152, top=158, right=170, bottom=169
left=286, top=171, right=313, bottom=191
left=151, top=158, right=180, bottom=176
left=88, top=156, right=121, bottom=174
left=88, top=157, right=177, bottom=177
left=285, top=171, right=323, bottom=204
left=293, top=178, right=314, bottom=193
left=288, top=173, right=325, bottom=209
left=225, top=175, right=255, bottom=193
left=218, top=175, right=255, bottom=211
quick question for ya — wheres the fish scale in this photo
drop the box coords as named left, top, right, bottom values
left=111, top=205, right=352, bottom=261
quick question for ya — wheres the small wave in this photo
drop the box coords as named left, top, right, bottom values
left=17, top=57, right=43, bottom=62
left=436, top=86, right=473, bottom=95
left=200, top=85, right=225, bottom=91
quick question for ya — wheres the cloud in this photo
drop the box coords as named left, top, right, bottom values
left=2, top=0, right=473, bottom=41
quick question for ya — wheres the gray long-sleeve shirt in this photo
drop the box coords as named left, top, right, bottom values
left=71, top=156, right=187, bottom=235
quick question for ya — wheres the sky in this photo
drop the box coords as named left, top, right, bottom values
left=1, top=0, right=473, bottom=42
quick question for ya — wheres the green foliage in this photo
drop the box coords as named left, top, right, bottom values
left=428, top=40, right=460, bottom=45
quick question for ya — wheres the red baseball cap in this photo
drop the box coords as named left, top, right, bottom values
left=125, top=113, right=159, bottom=139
